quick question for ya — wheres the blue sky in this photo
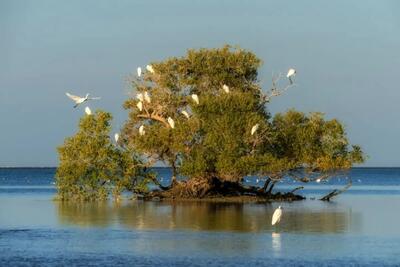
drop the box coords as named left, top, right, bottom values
left=1, top=0, right=399, bottom=167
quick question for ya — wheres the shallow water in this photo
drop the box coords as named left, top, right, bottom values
left=1, top=168, right=400, bottom=266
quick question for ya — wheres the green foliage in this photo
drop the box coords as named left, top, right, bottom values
left=56, top=110, right=149, bottom=201
left=121, top=45, right=364, bottom=186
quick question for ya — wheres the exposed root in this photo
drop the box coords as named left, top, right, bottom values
left=145, top=177, right=305, bottom=202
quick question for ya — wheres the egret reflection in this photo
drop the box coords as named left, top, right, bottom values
left=271, top=232, right=281, bottom=254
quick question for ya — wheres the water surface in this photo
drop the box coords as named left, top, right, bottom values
left=1, top=168, right=400, bottom=266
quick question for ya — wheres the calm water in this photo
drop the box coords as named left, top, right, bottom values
left=1, top=168, right=400, bottom=266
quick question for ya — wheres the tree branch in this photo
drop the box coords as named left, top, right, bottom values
left=137, top=113, right=169, bottom=127
left=320, top=179, right=352, bottom=201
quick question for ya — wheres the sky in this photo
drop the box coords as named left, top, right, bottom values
left=1, top=0, right=399, bottom=167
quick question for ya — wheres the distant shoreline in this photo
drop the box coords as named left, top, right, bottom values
left=1, top=166, right=400, bottom=169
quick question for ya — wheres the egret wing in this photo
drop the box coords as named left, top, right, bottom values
left=66, top=92, right=82, bottom=102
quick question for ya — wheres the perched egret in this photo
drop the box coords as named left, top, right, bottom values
left=137, top=67, right=142, bottom=77
left=136, top=93, right=144, bottom=102
left=66, top=92, right=101, bottom=108
left=316, top=178, right=322, bottom=183
left=114, top=133, right=119, bottom=143
left=251, top=124, right=259, bottom=135
left=191, top=94, right=199, bottom=105
left=144, top=91, right=151, bottom=103
left=85, top=106, right=92, bottom=115
left=167, top=117, right=175, bottom=129
left=137, top=101, right=143, bottom=111
left=146, top=65, right=154, bottom=73
left=287, top=68, right=296, bottom=84
left=139, top=125, right=145, bottom=136
left=181, top=110, right=190, bottom=119
left=222, top=84, right=230, bottom=93
left=271, top=206, right=283, bottom=226
left=256, top=178, right=260, bottom=184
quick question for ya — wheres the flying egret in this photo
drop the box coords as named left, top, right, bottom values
left=251, top=124, right=259, bottom=135
left=222, top=84, right=230, bottom=93
left=137, top=101, right=143, bottom=111
left=137, top=67, right=142, bottom=77
left=191, top=94, right=199, bottom=105
left=167, top=117, right=175, bottom=129
left=287, top=68, right=296, bottom=84
left=139, top=125, right=145, bottom=136
left=66, top=92, right=101, bottom=108
left=114, top=133, right=119, bottom=143
left=146, top=65, right=154, bottom=73
left=271, top=206, right=283, bottom=226
left=84, top=106, right=92, bottom=115
left=181, top=110, right=190, bottom=119
left=144, top=91, right=151, bottom=103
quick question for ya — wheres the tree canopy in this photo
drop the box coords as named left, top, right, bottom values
left=121, top=45, right=365, bottom=198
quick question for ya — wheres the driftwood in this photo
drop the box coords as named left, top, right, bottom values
left=290, top=186, right=304, bottom=193
left=320, top=180, right=352, bottom=201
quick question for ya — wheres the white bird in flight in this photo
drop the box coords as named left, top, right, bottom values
left=139, top=125, right=145, bottom=136
left=167, top=117, right=175, bottom=129
left=146, top=65, right=155, bottom=73
left=222, top=84, right=230, bottom=93
left=137, top=101, right=143, bottom=111
left=191, top=94, right=199, bottom=105
left=114, top=133, right=119, bottom=143
left=144, top=91, right=151, bottom=103
left=271, top=206, right=283, bottom=226
left=287, top=68, right=296, bottom=84
left=66, top=92, right=101, bottom=108
left=181, top=110, right=190, bottom=119
left=137, top=67, right=142, bottom=77
left=251, top=124, right=259, bottom=135
left=85, top=106, right=92, bottom=115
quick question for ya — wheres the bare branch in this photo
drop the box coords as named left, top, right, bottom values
left=137, top=113, right=169, bottom=127
left=262, top=72, right=296, bottom=103
left=320, top=179, right=352, bottom=201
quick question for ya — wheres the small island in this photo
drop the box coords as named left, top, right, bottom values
left=56, top=46, right=364, bottom=202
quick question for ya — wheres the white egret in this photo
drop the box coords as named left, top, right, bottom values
left=139, top=125, right=145, bottom=136
left=66, top=92, right=101, bottom=108
left=316, top=178, right=322, bottom=183
left=191, top=94, right=199, bottom=105
left=287, top=68, right=296, bottom=84
left=167, top=117, right=175, bottom=129
left=146, top=65, right=154, bottom=73
left=181, top=110, right=190, bottom=119
left=251, top=124, right=259, bottom=135
left=144, top=91, right=151, bottom=103
left=222, top=84, right=230, bottom=93
left=114, top=133, right=119, bottom=143
left=136, top=93, right=144, bottom=102
left=137, top=101, right=143, bottom=111
left=137, top=67, right=142, bottom=77
left=84, top=106, right=92, bottom=115
left=271, top=206, right=283, bottom=226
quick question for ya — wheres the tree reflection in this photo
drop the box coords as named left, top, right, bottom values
left=56, top=201, right=358, bottom=233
